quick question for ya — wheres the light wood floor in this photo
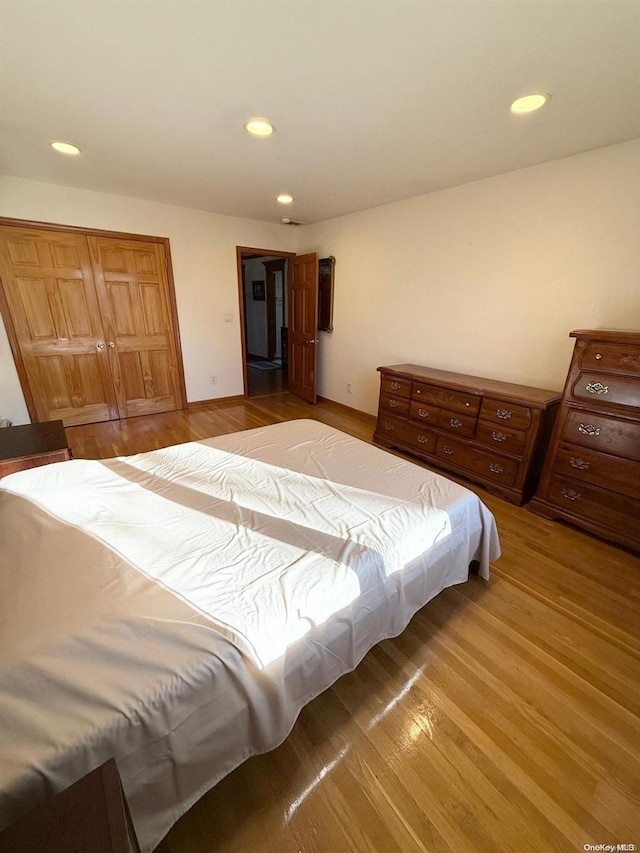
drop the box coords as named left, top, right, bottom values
left=66, top=393, right=640, bottom=853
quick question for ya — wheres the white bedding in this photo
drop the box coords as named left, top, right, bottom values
left=0, top=419, right=500, bottom=850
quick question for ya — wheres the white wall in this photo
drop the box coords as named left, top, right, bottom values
left=274, top=270, right=285, bottom=358
left=243, top=259, right=268, bottom=357
left=0, top=314, right=29, bottom=424
left=0, top=176, right=297, bottom=423
left=299, top=140, right=640, bottom=415
left=2, top=141, right=638, bottom=426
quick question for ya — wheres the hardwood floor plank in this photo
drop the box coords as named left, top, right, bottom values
left=371, top=623, right=602, bottom=848
left=63, top=394, right=639, bottom=853
left=456, top=577, right=640, bottom=715
left=413, top=613, right=639, bottom=835
left=334, top=643, right=576, bottom=853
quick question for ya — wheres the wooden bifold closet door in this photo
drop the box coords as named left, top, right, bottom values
left=0, top=223, right=185, bottom=426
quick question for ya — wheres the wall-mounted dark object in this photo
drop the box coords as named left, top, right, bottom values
left=318, top=256, right=335, bottom=332
left=252, top=280, right=265, bottom=301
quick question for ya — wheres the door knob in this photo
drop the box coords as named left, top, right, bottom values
left=108, top=341, right=115, bottom=348
left=96, top=342, right=105, bottom=349
left=308, top=338, right=320, bottom=344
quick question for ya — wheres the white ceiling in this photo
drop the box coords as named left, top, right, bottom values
left=1, top=0, right=639, bottom=225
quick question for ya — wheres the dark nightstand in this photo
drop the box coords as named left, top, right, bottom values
left=0, top=759, right=141, bottom=852
left=0, top=420, right=70, bottom=478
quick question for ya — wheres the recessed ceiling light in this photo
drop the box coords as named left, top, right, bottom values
left=50, top=140, right=82, bottom=155
left=510, top=93, right=550, bottom=115
left=244, top=118, right=275, bottom=137
left=277, top=194, right=294, bottom=204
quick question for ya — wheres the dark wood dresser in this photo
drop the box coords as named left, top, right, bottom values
left=529, top=329, right=640, bottom=551
left=0, top=759, right=141, bottom=852
left=373, top=364, right=561, bottom=504
left=0, top=420, right=70, bottom=478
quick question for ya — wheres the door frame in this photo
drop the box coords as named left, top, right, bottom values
left=236, top=246, right=295, bottom=397
left=0, top=216, right=188, bottom=423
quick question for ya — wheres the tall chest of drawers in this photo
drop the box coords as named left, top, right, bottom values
left=529, top=329, right=640, bottom=551
left=373, top=364, right=560, bottom=505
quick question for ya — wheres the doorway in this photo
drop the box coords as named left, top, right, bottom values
left=237, top=247, right=292, bottom=398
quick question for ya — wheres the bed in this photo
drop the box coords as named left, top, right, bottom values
left=0, top=418, right=500, bottom=851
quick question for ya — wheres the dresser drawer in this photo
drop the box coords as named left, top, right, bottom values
left=479, top=398, right=532, bottom=431
left=435, top=436, right=517, bottom=486
left=554, top=443, right=640, bottom=501
left=570, top=372, right=640, bottom=409
left=399, top=424, right=437, bottom=455
left=381, top=374, right=413, bottom=398
left=580, top=342, right=640, bottom=376
left=475, top=420, right=527, bottom=457
left=376, top=414, right=405, bottom=440
left=436, top=409, right=476, bottom=438
left=546, top=475, right=640, bottom=536
left=376, top=414, right=436, bottom=454
left=379, top=392, right=410, bottom=417
left=409, top=400, right=439, bottom=425
left=412, top=382, right=480, bottom=415
left=563, top=410, right=640, bottom=461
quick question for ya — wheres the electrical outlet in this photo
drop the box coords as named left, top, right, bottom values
left=211, top=375, right=217, bottom=385
left=224, top=313, right=232, bottom=322
left=346, top=383, right=352, bottom=394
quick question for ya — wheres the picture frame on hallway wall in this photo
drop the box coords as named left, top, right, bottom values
left=252, top=280, right=265, bottom=301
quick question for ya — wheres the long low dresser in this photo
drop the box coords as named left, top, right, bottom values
left=373, top=364, right=561, bottom=505
left=529, top=329, right=640, bottom=551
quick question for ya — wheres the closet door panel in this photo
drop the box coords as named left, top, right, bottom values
left=0, top=227, right=118, bottom=425
left=89, top=237, right=182, bottom=418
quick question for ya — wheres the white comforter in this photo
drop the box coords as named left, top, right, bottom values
left=0, top=419, right=499, bottom=850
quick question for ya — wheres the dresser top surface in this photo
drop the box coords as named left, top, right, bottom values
left=0, top=420, right=68, bottom=461
left=378, top=364, right=561, bottom=407
left=571, top=329, right=640, bottom=344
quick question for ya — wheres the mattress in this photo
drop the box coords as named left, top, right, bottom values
left=0, top=418, right=500, bottom=851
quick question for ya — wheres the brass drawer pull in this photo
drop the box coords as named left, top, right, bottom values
left=489, top=462, right=504, bottom=474
left=389, top=399, right=398, bottom=408
left=492, top=431, right=507, bottom=442
left=595, top=353, right=602, bottom=360
left=418, top=408, right=429, bottom=418
left=578, top=423, right=600, bottom=436
left=443, top=445, right=454, bottom=455
left=450, top=418, right=463, bottom=428
left=570, top=457, right=590, bottom=470
left=384, top=421, right=393, bottom=431
left=561, top=488, right=581, bottom=501
left=585, top=381, right=608, bottom=395
left=391, top=381, right=400, bottom=390
left=417, top=435, right=428, bottom=444
left=496, top=409, right=512, bottom=420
